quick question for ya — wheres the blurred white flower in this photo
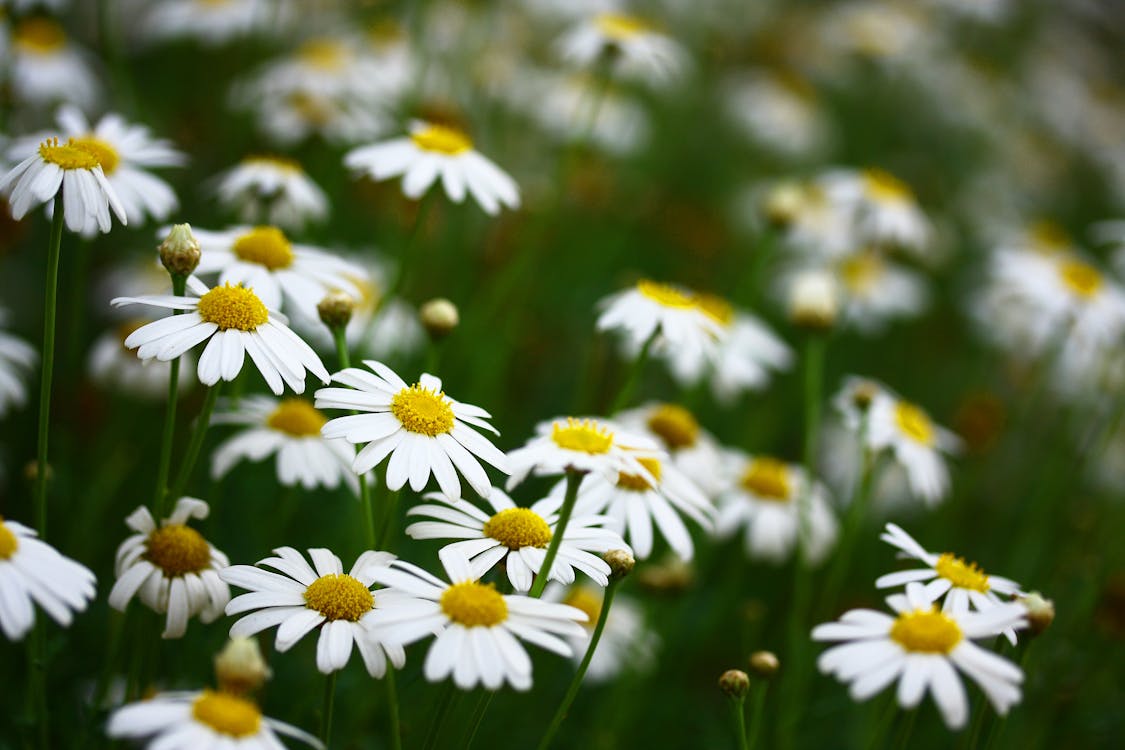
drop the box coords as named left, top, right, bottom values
left=557, top=12, right=688, bottom=88
left=8, top=17, right=101, bottom=111
left=211, top=156, right=329, bottom=230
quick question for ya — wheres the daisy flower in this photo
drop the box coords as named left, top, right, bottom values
left=87, top=319, right=195, bottom=400
left=876, top=524, right=1024, bottom=644
left=405, top=488, right=628, bottom=591
left=243, top=91, right=389, bottom=146
left=715, top=454, right=838, bottom=565
left=557, top=13, right=688, bottom=88
left=835, top=249, right=929, bottom=333
left=866, top=390, right=961, bottom=506
left=812, top=581, right=1026, bottom=730
left=212, top=156, right=329, bottom=230
left=108, top=498, right=229, bottom=639
left=240, top=36, right=388, bottom=103
left=144, top=0, right=289, bottom=46
left=210, top=395, right=356, bottom=492
left=823, top=168, right=932, bottom=254
left=111, top=281, right=330, bottom=395
left=506, top=416, right=662, bottom=487
left=316, top=361, right=508, bottom=498
left=723, top=70, right=830, bottom=159
left=775, top=181, right=858, bottom=259
left=220, top=547, right=405, bottom=677
left=344, top=120, right=520, bottom=215
left=0, top=515, right=96, bottom=640
left=615, top=403, right=728, bottom=498
left=366, top=548, right=589, bottom=690
left=545, top=582, right=659, bottom=684
left=8, top=17, right=101, bottom=111
left=0, top=318, right=36, bottom=418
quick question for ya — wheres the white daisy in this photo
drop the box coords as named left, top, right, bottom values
left=111, top=281, right=330, bottom=395
left=835, top=249, right=929, bottom=333
left=0, top=515, right=96, bottom=641
left=8, top=17, right=101, bottom=111
left=866, top=391, right=961, bottom=506
left=876, top=523, right=1024, bottom=644
left=715, top=453, right=838, bottom=565
left=506, top=416, right=662, bottom=488
left=107, top=689, right=323, bottom=749
left=239, top=36, right=389, bottom=103
left=405, top=488, right=628, bottom=591
left=210, top=395, right=356, bottom=492
left=212, top=156, right=329, bottom=230
left=243, top=91, right=390, bottom=146
left=344, top=120, right=520, bottom=215
left=812, top=581, right=1026, bottom=730
left=723, top=70, right=830, bottom=159
left=365, top=548, right=589, bottom=691
left=108, top=497, right=230, bottom=639
left=776, top=181, right=859, bottom=259
left=614, top=403, right=728, bottom=498
left=0, top=318, right=36, bottom=418
left=557, top=13, right=688, bottom=88
left=823, top=168, right=932, bottom=255
left=144, top=0, right=289, bottom=46
left=316, top=361, right=508, bottom=499
left=87, top=319, right=196, bottom=400
left=220, top=547, right=405, bottom=677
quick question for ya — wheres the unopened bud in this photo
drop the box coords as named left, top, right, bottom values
left=748, top=650, right=780, bottom=678
left=214, top=638, right=271, bottom=694
left=719, top=669, right=750, bottom=699
left=419, top=298, right=459, bottom=340
left=317, top=291, right=355, bottom=330
left=1018, top=592, right=1055, bottom=636
left=159, top=224, right=201, bottom=278
left=851, top=381, right=880, bottom=412
left=788, top=268, right=838, bottom=331
left=763, top=182, right=805, bottom=228
left=604, top=549, right=635, bottom=581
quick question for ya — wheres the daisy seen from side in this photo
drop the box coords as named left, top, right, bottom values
left=866, top=390, right=961, bottom=506
left=0, top=317, right=36, bottom=417
left=557, top=13, right=688, bottom=88
left=505, top=415, right=662, bottom=488
left=8, top=17, right=101, bottom=111
left=212, top=156, right=329, bottom=230
left=615, top=403, right=728, bottom=498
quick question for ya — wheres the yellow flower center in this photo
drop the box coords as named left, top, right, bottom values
left=646, top=404, right=699, bottom=450
left=68, top=136, right=120, bottom=175
left=390, top=384, right=455, bottom=436
left=196, top=284, right=269, bottom=331
left=243, top=155, right=302, bottom=173
left=483, top=508, right=553, bottom=550
left=840, top=252, right=884, bottom=293
left=232, top=226, right=294, bottom=271
left=595, top=13, right=651, bottom=41
left=1058, top=259, right=1103, bottom=299
left=863, top=168, right=913, bottom=204
left=0, top=520, right=19, bottom=560
left=440, top=581, right=508, bottom=627
left=636, top=279, right=696, bottom=309
left=616, top=456, right=662, bottom=492
left=889, top=607, right=963, bottom=654
left=894, top=401, right=935, bottom=446
left=38, top=138, right=101, bottom=171
left=14, top=18, right=67, bottom=54
left=740, top=457, right=792, bottom=501
left=304, top=574, right=374, bottom=621
left=551, top=418, right=614, bottom=454
left=410, top=124, right=473, bottom=155
left=934, top=553, right=991, bottom=593
left=191, top=690, right=262, bottom=738
left=696, top=293, right=734, bottom=326
left=267, top=399, right=327, bottom=437
left=145, top=525, right=212, bottom=576
left=298, top=38, right=348, bottom=70
left=563, top=586, right=603, bottom=625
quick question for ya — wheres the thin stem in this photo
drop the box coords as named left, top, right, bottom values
left=421, top=682, right=456, bottom=750
left=823, top=425, right=875, bottom=612
left=378, top=488, right=400, bottom=551
left=388, top=193, right=435, bottom=302
left=746, top=682, right=767, bottom=750
left=167, top=384, right=221, bottom=503
left=153, top=275, right=187, bottom=519
left=893, top=708, right=919, bottom=750
left=464, top=690, right=496, bottom=750
left=36, top=193, right=65, bottom=538
left=385, top=667, right=402, bottom=750
left=537, top=581, right=620, bottom=749
left=333, top=326, right=377, bottom=550
left=528, top=471, right=582, bottom=598
left=728, top=696, right=750, bottom=750
left=320, top=672, right=337, bottom=746
left=608, top=328, right=657, bottom=415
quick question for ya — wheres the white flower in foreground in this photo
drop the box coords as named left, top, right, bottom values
left=87, top=320, right=195, bottom=400
left=366, top=549, right=589, bottom=690
left=212, top=156, right=329, bottom=230
left=108, top=498, right=230, bottom=639
left=0, top=320, right=37, bottom=417
left=344, top=120, right=520, bottom=215
left=557, top=13, right=688, bottom=88
left=876, top=524, right=1024, bottom=644
left=316, top=362, right=508, bottom=498
left=406, top=488, right=627, bottom=591
left=615, top=403, right=728, bottom=498
left=111, top=281, right=329, bottom=395
left=8, top=17, right=101, bottom=111
left=107, top=689, right=323, bottom=749
left=812, top=582, right=1026, bottom=730
left=0, top=515, right=96, bottom=640
left=144, top=0, right=289, bottom=46
left=211, top=396, right=357, bottom=492
left=545, top=582, right=659, bottom=684
left=867, top=391, right=960, bottom=506
left=506, top=416, right=662, bottom=488
left=221, top=547, right=404, bottom=677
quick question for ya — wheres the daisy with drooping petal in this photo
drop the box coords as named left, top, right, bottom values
left=344, top=121, right=520, bottom=215
left=557, top=13, right=688, bottom=88
left=8, top=17, right=101, bottom=111
left=615, top=403, right=728, bottom=498
left=108, top=498, right=230, bottom=639
left=316, top=361, right=508, bottom=499
left=87, top=319, right=195, bottom=400
left=144, top=0, right=290, bottom=46
left=0, top=317, right=36, bottom=417
left=0, top=515, right=96, bottom=641
left=243, top=90, right=390, bottom=147
left=823, top=168, right=932, bottom=255
left=405, top=488, right=628, bottom=591
left=506, top=416, right=662, bottom=488
left=723, top=69, right=831, bottom=159
left=835, top=249, right=929, bottom=333
left=866, top=390, right=961, bottom=506
left=812, top=581, right=1026, bottom=730
left=111, top=281, right=330, bottom=395
left=212, top=156, right=329, bottom=230
left=366, top=548, right=589, bottom=691
left=220, top=547, right=404, bottom=677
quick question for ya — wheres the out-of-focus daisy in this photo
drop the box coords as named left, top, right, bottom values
left=926, top=0, right=1010, bottom=23
left=212, top=156, right=329, bottom=230
left=366, top=549, right=589, bottom=690
left=867, top=390, right=960, bottom=506
left=821, top=1, right=930, bottom=65
left=210, top=395, right=357, bottom=492
left=344, top=120, right=520, bottom=215
left=4, top=0, right=71, bottom=11
left=111, top=281, right=330, bottom=395
left=317, top=362, right=508, bottom=498
left=877, top=524, right=1023, bottom=644
left=615, top=403, right=728, bottom=498
left=108, top=497, right=230, bottom=639
left=0, top=515, right=96, bottom=641
left=506, top=416, right=661, bottom=487
left=8, top=17, right=101, bottom=111
left=835, top=249, right=929, bottom=333
left=243, top=91, right=389, bottom=146
left=774, top=180, right=858, bottom=259
left=557, top=13, right=688, bottom=88
left=144, top=0, right=289, bottom=46
left=405, top=488, right=627, bottom=591
left=723, top=70, right=830, bottom=159
left=545, top=582, right=658, bottom=683
left=87, top=319, right=195, bottom=400
left=0, top=317, right=36, bottom=418
left=812, top=581, right=1026, bottom=730
left=597, top=279, right=723, bottom=371
left=824, top=168, right=932, bottom=254
left=240, top=36, right=387, bottom=102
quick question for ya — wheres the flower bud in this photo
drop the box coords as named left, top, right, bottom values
left=763, top=181, right=805, bottom=228
left=159, top=224, right=201, bottom=278
left=788, top=268, right=838, bottom=331
left=1018, top=591, right=1055, bottom=636
left=604, top=549, right=635, bottom=581
left=748, top=650, right=780, bottom=678
left=419, top=298, right=459, bottom=340
left=317, top=291, right=355, bottom=330
left=719, top=669, right=750, bottom=699
left=214, top=638, right=271, bottom=695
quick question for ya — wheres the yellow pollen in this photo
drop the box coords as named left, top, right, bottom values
left=616, top=456, right=662, bottom=492
left=191, top=690, right=262, bottom=738
left=889, top=607, right=963, bottom=654
left=267, top=399, right=326, bottom=437
left=145, top=525, right=212, bottom=576
left=551, top=418, right=614, bottom=454
left=696, top=293, right=734, bottom=326
left=841, top=251, right=884, bottom=293
left=935, top=553, right=990, bottom=593
left=563, top=586, right=603, bottom=624
left=391, top=384, right=455, bottom=436
left=1058, top=259, right=1103, bottom=299
left=440, top=581, right=508, bottom=627
left=14, top=18, right=67, bottom=54
left=243, top=155, right=302, bottom=173
left=895, top=401, right=935, bottom=446
left=411, top=124, right=473, bottom=155
left=298, top=39, right=348, bottom=70
left=38, top=138, right=101, bottom=171
left=232, top=226, right=294, bottom=271
left=483, top=508, right=553, bottom=550
left=196, top=284, right=269, bottom=331
left=863, top=168, right=913, bottom=203
left=646, top=404, right=699, bottom=450
left=636, top=279, right=696, bottom=309
left=0, top=519, right=19, bottom=560
left=740, top=457, right=792, bottom=501
left=68, top=136, right=120, bottom=175
left=595, top=13, right=652, bottom=41
left=304, top=574, right=374, bottom=621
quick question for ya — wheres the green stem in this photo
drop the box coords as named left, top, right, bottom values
left=746, top=683, right=767, bottom=750
left=464, top=690, right=496, bottom=750
left=801, top=335, right=826, bottom=493
left=729, top=696, right=750, bottom=750
left=823, top=433, right=875, bottom=613
left=385, top=667, right=402, bottom=750
left=893, top=709, right=918, bottom=749
left=422, top=682, right=456, bottom=750
left=35, top=193, right=65, bottom=538
left=388, top=192, right=435, bottom=302
left=332, top=326, right=377, bottom=550
left=528, top=471, right=582, bottom=598
left=537, top=580, right=620, bottom=749
left=320, top=672, right=337, bottom=746
left=167, top=384, right=221, bottom=503
left=608, top=328, right=657, bottom=415
left=378, top=488, right=400, bottom=551
left=152, top=275, right=187, bottom=518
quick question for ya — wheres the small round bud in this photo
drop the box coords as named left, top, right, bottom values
left=788, top=268, right=838, bottom=331
left=604, top=549, right=635, bottom=581
left=749, top=650, right=780, bottom=678
left=419, top=298, right=459, bottom=340
left=1018, top=591, right=1055, bottom=636
left=214, top=637, right=271, bottom=695
left=317, top=291, right=355, bottom=330
left=159, top=224, right=201, bottom=278
left=719, top=669, right=750, bottom=699
left=850, top=381, right=880, bottom=412
left=763, top=181, right=805, bottom=228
